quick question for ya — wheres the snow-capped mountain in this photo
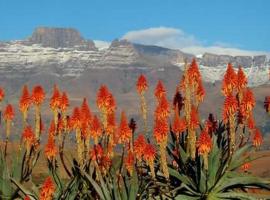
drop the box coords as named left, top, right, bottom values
left=0, top=27, right=269, bottom=135
left=174, top=63, right=269, bottom=87
left=0, top=27, right=269, bottom=86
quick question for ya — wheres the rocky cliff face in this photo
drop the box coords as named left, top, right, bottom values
left=201, top=53, right=234, bottom=67
left=201, top=53, right=268, bottom=68
left=254, top=55, right=267, bottom=67
left=27, top=27, right=97, bottom=50
left=0, top=27, right=269, bottom=86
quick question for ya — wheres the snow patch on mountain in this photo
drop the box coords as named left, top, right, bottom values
left=175, top=63, right=270, bottom=86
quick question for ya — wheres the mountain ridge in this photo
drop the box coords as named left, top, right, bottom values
left=0, top=27, right=269, bottom=139
left=1, top=27, right=269, bottom=68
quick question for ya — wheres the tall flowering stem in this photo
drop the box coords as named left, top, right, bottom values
left=144, top=143, right=156, bottom=179
left=189, top=107, right=200, bottom=159
left=45, top=135, right=58, bottom=168
left=179, top=59, right=204, bottom=159
left=124, top=150, right=134, bottom=175
left=59, top=92, right=69, bottom=150
left=80, top=98, right=92, bottom=155
left=71, top=107, right=84, bottom=165
left=221, top=64, right=237, bottom=154
left=96, top=85, right=116, bottom=154
left=32, top=85, right=45, bottom=140
left=0, top=87, right=4, bottom=123
left=134, top=134, right=146, bottom=163
left=154, top=80, right=170, bottom=179
left=3, top=104, right=14, bottom=158
left=22, top=126, right=35, bottom=156
left=91, top=115, right=102, bottom=145
left=136, top=74, right=149, bottom=136
left=223, top=94, right=238, bottom=154
left=50, top=85, right=61, bottom=135
left=96, top=85, right=115, bottom=130
left=197, top=127, right=212, bottom=170
left=19, top=85, right=31, bottom=128
left=118, top=111, right=132, bottom=150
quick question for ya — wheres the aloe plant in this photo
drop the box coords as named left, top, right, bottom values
left=165, top=123, right=270, bottom=200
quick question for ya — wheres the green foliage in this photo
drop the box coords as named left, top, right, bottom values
left=165, top=128, right=270, bottom=200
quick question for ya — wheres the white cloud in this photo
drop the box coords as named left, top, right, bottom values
left=122, top=27, right=200, bottom=49
left=93, top=40, right=111, bottom=50
left=121, top=27, right=270, bottom=57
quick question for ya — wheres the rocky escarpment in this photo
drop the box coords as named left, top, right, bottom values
left=0, top=27, right=269, bottom=86
left=0, top=32, right=191, bottom=78
left=26, top=27, right=97, bottom=50
left=201, top=53, right=268, bottom=68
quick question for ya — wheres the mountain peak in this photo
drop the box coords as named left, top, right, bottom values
left=27, top=27, right=97, bottom=50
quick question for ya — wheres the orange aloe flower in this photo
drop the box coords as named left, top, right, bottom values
left=0, top=87, right=4, bottom=101
left=118, top=111, right=132, bottom=144
left=253, top=128, right=263, bottom=148
left=136, top=74, right=148, bottom=94
left=124, top=151, right=134, bottom=175
left=81, top=98, right=92, bottom=125
left=187, top=58, right=201, bottom=84
left=241, top=88, right=255, bottom=114
left=195, top=80, right=205, bottom=104
left=106, top=93, right=116, bottom=113
left=106, top=112, right=116, bottom=135
left=60, top=92, right=69, bottom=112
left=90, top=144, right=103, bottom=161
left=222, top=94, right=238, bottom=122
left=133, top=134, right=146, bottom=160
left=32, top=85, right=45, bottom=105
left=100, top=154, right=112, bottom=171
left=190, top=106, right=200, bottom=130
left=155, top=95, right=170, bottom=120
left=39, top=177, right=55, bottom=200
left=48, top=120, right=56, bottom=137
left=90, top=115, right=102, bottom=144
left=96, top=85, right=110, bottom=110
left=57, top=117, right=65, bottom=137
left=197, top=129, right=212, bottom=155
left=241, top=162, right=251, bottom=172
left=247, top=114, right=256, bottom=130
left=236, top=66, right=247, bottom=92
left=264, top=96, right=270, bottom=113
left=44, top=136, right=58, bottom=161
left=3, top=104, right=15, bottom=121
left=81, top=121, right=90, bottom=139
left=19, top=85, right=31, bottom=113
left=237, top=107, right=246, bottom=124
left=22, top=126, right=35, bottom=152
left=172, top=111, right=186, bottom=135
left=179, top=74, right=186, bottom=92
left=222, top=63, right=237, bottom=96
left=144, top=143, right=156, bottom=162
left=144, top=143, right=156, bottom=178
left=153, top=118, right=169, bottom=144
left=154, top=80, right=166, bottom=100
left=70, top=107, right=81, bottom=129
left=50, top=85, right=61, bottom=111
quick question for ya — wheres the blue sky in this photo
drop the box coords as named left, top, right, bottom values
left=0, top=0, right=269, bottom=54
